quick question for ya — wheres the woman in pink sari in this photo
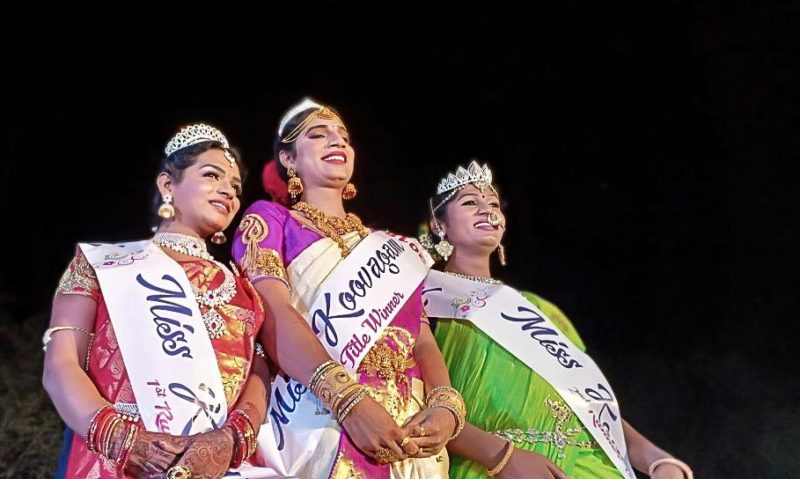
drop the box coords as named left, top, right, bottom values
left=233, top=98, right=465, bottom=478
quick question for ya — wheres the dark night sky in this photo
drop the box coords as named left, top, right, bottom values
left=2, top=3, right=798, bottom=476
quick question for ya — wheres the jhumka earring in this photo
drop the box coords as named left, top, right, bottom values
left=435, top=238, right=454, bottom=261
left=158, top=194, right=175, bottom=219
left=342, top=182, right=357, bottom=200
left=497, top=244, right=507, bottom=266
left=211, top=231, right=227, bottom=245
left=287, top=165, right=303, bottom=201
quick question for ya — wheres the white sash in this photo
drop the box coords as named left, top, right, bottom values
left=81, top=241, right=228, bottom=436
left=423, top=270, right=635, bottom=479
left=257, top=232, right=432, bottom=477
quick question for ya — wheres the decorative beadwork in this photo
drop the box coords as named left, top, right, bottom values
left=153, top=232, right=236, bottom=339
left=444, top=270, right=503, bottom=285
left=494, top=396, right=597, bottom=458
left=56, top=253, right=99, bottom=296
left=153, top=232, right=213, bottom=261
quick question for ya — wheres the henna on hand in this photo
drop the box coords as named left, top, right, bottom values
left=123, top=431, right=189, bottom=475
left=171, top=427, right=235, bottom=479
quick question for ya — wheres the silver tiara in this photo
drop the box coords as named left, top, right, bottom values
left=164, top=123, right=230, bottom=157
left=436, top=160, right=493, bottom=194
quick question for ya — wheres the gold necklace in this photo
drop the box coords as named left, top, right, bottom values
left=292, top=201, right=369, bottom=256
left=444, top=270, right=503, bottom=285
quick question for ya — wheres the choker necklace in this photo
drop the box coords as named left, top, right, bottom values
left=152, top=232, right=213, bottom=261
left=444, top=271, right=503, bottom=285
left=292, top=201, right=369, bottom=256
left=152, top=231, right=233, bottom=339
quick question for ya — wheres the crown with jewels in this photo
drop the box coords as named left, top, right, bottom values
left=164, top=123, right=230, bottom=157
left=436, top=160, right=494, bottom=194
left=431, top=160, right=496, bottom=212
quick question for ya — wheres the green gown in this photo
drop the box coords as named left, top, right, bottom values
left=434, top=291, right=625, bottom=479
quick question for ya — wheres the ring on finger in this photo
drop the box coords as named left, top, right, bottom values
left=374, top=447, right=400, bottom=464
left=166, top=465, right=192, bottom=479
left=400, top=436, right=411, bottom=447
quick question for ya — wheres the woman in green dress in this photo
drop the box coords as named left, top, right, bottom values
left=419, top=161, right=693, bottom=479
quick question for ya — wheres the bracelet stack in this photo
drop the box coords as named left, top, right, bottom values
left=308, top=360, right=369, bottom=423
left=425, top=385, right=467, bottom=440
left=85, top=403, right=140, bottom=472
left=227, top=409, right=258, bottom=468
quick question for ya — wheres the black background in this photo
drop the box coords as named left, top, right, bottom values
left=2, top=3, right=798, bottom=477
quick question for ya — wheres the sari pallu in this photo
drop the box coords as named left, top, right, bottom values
left=54, top=242, right=265, bottom=479
left=425, top=271, right=632, bottom=479
left=234, top=201, right=448, bottom=479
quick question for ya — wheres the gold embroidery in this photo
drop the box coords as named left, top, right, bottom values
left=220, top=354, right=247, bottom=405
left=238, top=213, right=275, bottom=277
left=244, top=248, right=286, bottom=281
left=358, top=343, right=416, bottom=386
left=358, top=327, right=416, bottom=422
left=331, top=452, right=365, bottom=479
left=56, top=253, right=98, bottom=297
left=358, top=327, right=415, bottom=382
left=240, top=214, right=269, bottom=244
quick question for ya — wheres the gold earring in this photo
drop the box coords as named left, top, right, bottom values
left=158, top=194, right=175, bottom=219
left=287, top=165, right=303, bottom=201
left=211, top=231, right=227, bottom=245
left=342, top=183, right=357, bottom=200
left=497, top=244, right=507, bottom=266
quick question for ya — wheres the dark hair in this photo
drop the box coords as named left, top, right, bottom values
left=272, top=104, right=344, bottom=182
left=151, top=140, right=246, bottom=222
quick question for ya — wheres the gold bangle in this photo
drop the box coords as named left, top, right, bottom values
left=486, top=440, right=515, bottom=476
left=649, top=458, right=693, bottom=479
left=313, top=364, right=357, bottom=410
left=429, top=400, right=466, bottom=439
left=426, top=386, right=467, bottom=439
left=330, top=383, right=361, bottom=412
left=308, top=360, right=338, bottom=391
left=425, top=385, right=459, bottom=404
left=337, top=387, right=369, bottom=422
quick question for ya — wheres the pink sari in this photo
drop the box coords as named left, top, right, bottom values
left=233, top=201, right=448, bottom=479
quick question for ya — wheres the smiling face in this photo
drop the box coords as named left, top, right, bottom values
left=157, top=148, right=242, bottom=238
left=436, top=183, right=505, bottom=257
left=278, top=109, right=355, bottom=192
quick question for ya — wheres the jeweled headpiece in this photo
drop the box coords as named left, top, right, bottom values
left=278, top=97, right=347, bottom=144
left=164, top=123, right=235, bottom=167
left=165, top=123, right=230, bottom=156
left=431, top=160, right=497, bottom=212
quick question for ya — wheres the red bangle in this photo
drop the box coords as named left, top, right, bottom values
left=226, top=410, right=257, bottom=468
